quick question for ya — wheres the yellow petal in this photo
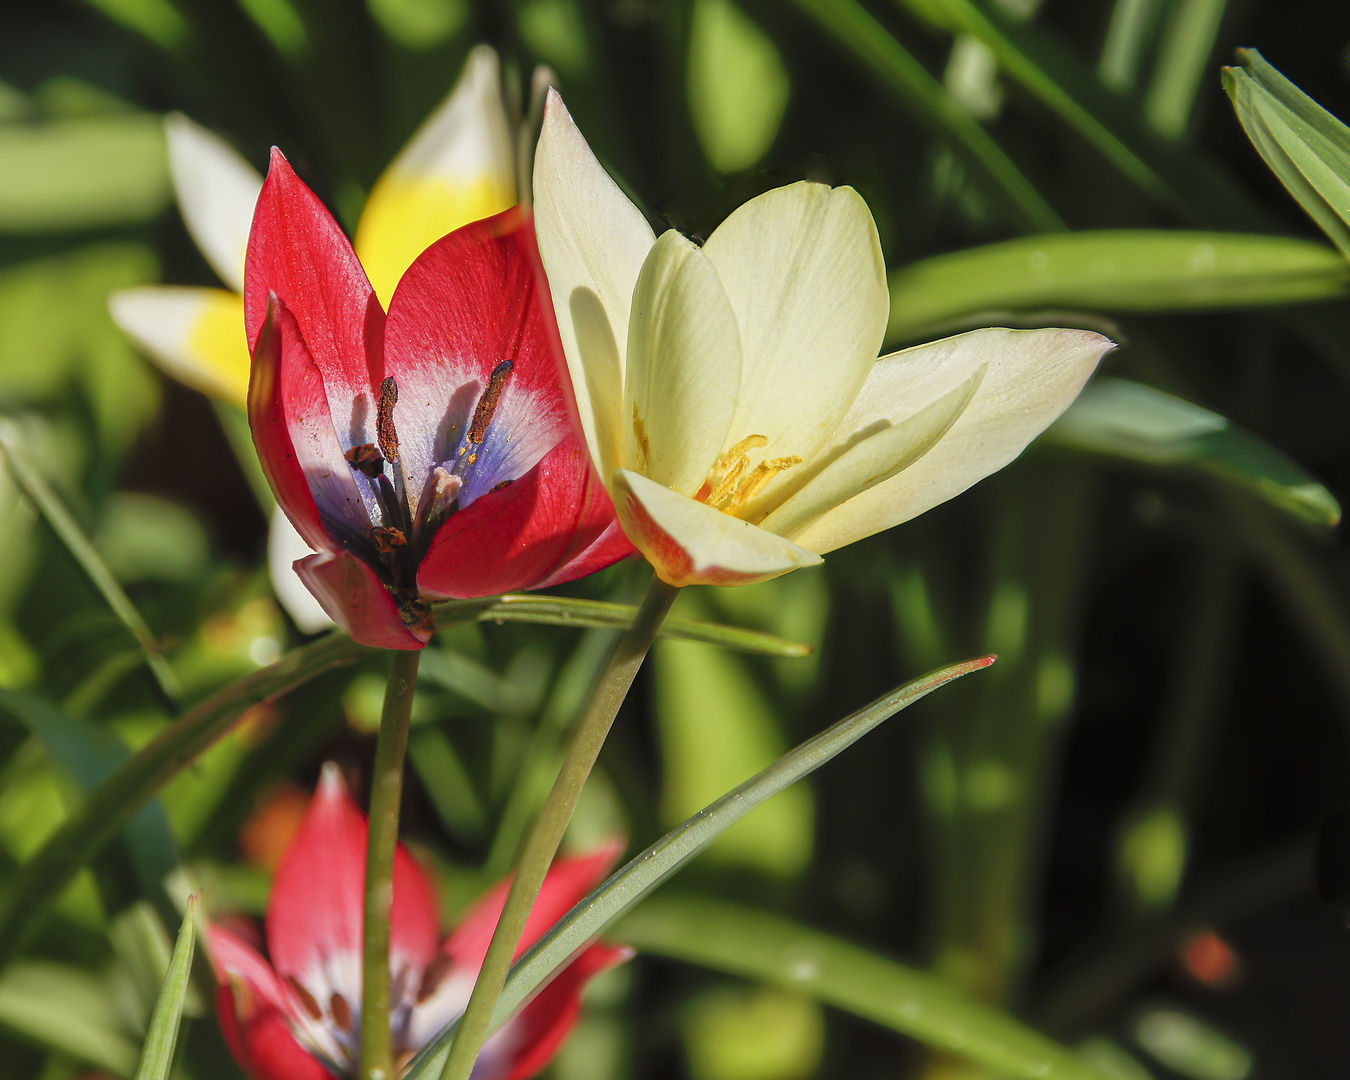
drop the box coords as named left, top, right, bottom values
left=787, top=327, right=1115, bottom=553
left=701, top=181, right=889, bottom=491
left=625, top=230, right=742, bottom=493
left=612, top=468, right=820, bottom=587
left=534, top=89, right=656, bottom=483
left=165, top=114, right=262, bottom=293
left=108, top=286, right=249, bottom=406
left=355, top=45, right=516, bottom=305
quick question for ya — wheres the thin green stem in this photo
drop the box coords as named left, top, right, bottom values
left=439, top=573, right=680, bottom=1080
left=361, top=648, right=422, bottom=1080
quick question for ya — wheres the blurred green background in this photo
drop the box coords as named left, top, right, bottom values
left=4, top=0, right=1350, bottom=1078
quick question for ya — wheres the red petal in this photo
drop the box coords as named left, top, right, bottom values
left=267, top=765, right=440, bottom=986
left=493, top=944, right=633, bottom=1080
left=294, top=551, right=429, bottom=649
left=245, top=149, right=385, bottom=433
left=417, top=436, right=630, bottom=598
left=247, top=296, right=327, bottom=552
left=445, top=840, right=624, bottom=970
left=207, top=925, right=336, bottom=1080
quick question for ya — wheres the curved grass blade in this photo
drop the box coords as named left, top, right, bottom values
left=132, top=896, right=196, bottom=1080
left=0, top=633, right=366, bottom=968
left=1047, top=378, right=1341, bottom=527
left=780, top=0, right=1064, bottom=232
left=886, top=230, right=1349, bottom=344
left=0, top=419, right=178, bottom=702
left=618, top=893, right=1113, bottom=1080
left=434, top=595, right=813, bottom=657
left=403, top=655, right=996, bottom=1079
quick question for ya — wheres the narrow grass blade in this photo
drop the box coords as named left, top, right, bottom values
left=780, top=0, right=1064, bottom=231
left=132, top=897, right=196, bottom=1080
left=403, top=655, right=995, bottom=1079
left=0, top=632, right=366, bottom=967
left=0, top=419, right=178, bottom=702
left=434, top=594, right=813, bottom=657
left=1048, top=378, right=1342, bottom=527
left=1143, top=0, right=1229, bottom=139
left=886, top=230, right=1349, bottom=344
left=618, top=893, right=1113, bottom=1080
left=1225, top=50, right=1350, bottom=259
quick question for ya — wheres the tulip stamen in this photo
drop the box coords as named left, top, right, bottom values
left=329, top=992, right=353, bottom=1032
left=467, top=360, right=513, bottom=446
left=344, top=443, right=384, bottom=479
left=724, top=456, right=802, bottom=515
left=287, top=975, right=324, bottom=1021
left=707, top=456, right=750, bottom=507
left=703, top=434, right=768, bottom=502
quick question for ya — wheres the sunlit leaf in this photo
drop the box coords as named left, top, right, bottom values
left=1133, top=1009, right=1251, bottom=1080
left=687, top=0, right=790, bottom=173
left=403, top=656, right=996, bottom=1079
left=1142, top=0, right=1229, bottom=139
left=76, top=0, right=188, bottom=50
left=1047, top=378, right=1342, bottom=527
left=887, top=231, right=1349, bottom=343
left=683, top=983, right=825, bottom=1080
left=0, top=114, right=169, bottom=231
left=132, top=897, right=196, bottom=1080
left=0, top=959, right=139, bottom=1075
left=518, top=0, right=588, bottom=74
left=368, top=0, right=467, bottom=49
left=620, top=894, right=1114, bottom=1080
left=1225, top=49, right=1350, bottom=259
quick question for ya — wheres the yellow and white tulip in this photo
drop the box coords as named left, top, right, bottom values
left=533, top=91, right=1116, bottom=587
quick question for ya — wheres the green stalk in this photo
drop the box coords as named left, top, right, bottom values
left=361, top=648, right=422, bottom=1080
left=439, top=574, right=680, bottom=1080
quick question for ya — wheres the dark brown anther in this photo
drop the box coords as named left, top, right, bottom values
left=492, top=479, right=513, bottom=492
left=287, top=976, right=323, bottom=1021
left=344, top=442, right=384, bottom=479
left=467, top=360, right=513, bottom=445
left=369, top=526, right=407, bottom=554
left=328, top=992, right=353, bottom=1031
left=377, top=376, right=400, bottom=463
left=417, top=953, right=454, bottom=1003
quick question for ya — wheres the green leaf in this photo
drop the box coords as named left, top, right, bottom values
left=1142, top=0, right=1230, bottom=139
left=132, top=897, right=196, bottom=1080
left=886, top=231, right=1349, bottom=343
left=0, top=959, right=139, bottom=1075
left=0, top=114, right=169, bottom=231
left=687, top=0, right=790, bottom=173
left=1225, top=49, right=1350, bottom=260
left=655, top=633, right=814, bottom=877
left=619, top=894, right=1113, bottom=1080
left=0, top=632, right=366, bottom=968
left=402, top=655, right=996, bottom=1079
left=0, top=420, right=179, bottom=701
left=432, top=595, right=814, bottom=657
left=781, top=0, right=1065, bottom=231
left=1047, top=378, right=1342, bottom=527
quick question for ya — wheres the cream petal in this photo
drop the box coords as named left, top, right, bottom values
left=624, top=230, right=742, bottom=494
left=108, top=285, right=250, bottom=405
left=758, top=365, right=984, bottom=539
left=612, top=468, right=820, bottom=587
left=267, top=506, right=334, bottom=633
left=786, top=327, right=1115, bottom=553
left=355, top=45, right=517, bottom=305
left=533, top=90, right=656, bottom=482
left=165, top=113, right=262, bottom=293
left=701, top=181, right=889, bottom=482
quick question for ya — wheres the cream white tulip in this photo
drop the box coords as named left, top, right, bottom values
left=533, top=90, right=1116, bottom=587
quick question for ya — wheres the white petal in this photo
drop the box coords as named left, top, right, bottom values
left=165, top=113, right=262, bottom=293
left=533, top=90, right=656, bottom=482
left=624, top=230, right=742, bottom=493
left=759, top=365, right=983, bottom=539
left=267, top=506, right=334, bottom=633
left=108, top=285, right=250, bottom=405
left=612, top=468, right=820, bottom=587
left=354, top=45, right=517, bottom=304
left=787, top=327, right=1115, bottom=553
left=701, top=181, right=889, bottom=479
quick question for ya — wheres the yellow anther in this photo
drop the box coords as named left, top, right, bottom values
left=707, top=455, right=750, bottom=507
left=704, top=434, right=768, bottom=499
left=725, top=455, right=802, bottom=514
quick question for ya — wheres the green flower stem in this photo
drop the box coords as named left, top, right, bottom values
left=439, top=573, right=680, bottom=1080
left=361, top=648, right=422, bottom=1080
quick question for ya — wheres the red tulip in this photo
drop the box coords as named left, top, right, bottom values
left=245, top=149, right=632, bottom=649
left=208, top=765, right=630, bottom=1080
